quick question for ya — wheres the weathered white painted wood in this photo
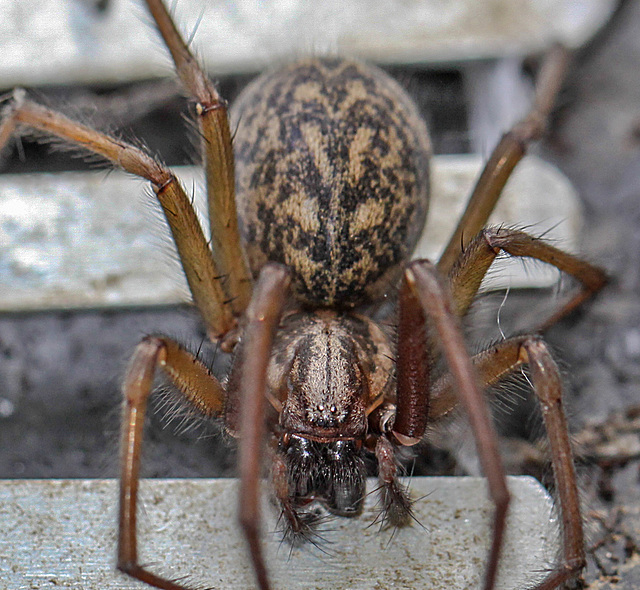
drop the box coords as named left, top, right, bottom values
left=0, top=477, right=560, bottom=589
left=0, top=0, right=615, bottom=87
left=0, top=155, right=581, bottom=310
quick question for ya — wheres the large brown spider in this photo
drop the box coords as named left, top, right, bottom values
left=0, top=1, right=607, bottom=589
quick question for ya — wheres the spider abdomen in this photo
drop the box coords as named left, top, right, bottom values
left=232, top=57, right=431, bottom=307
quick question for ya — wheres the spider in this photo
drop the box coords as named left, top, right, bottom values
left=0, top=1, right=607, bottom=589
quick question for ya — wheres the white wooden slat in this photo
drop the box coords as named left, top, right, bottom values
left=0, top=476, right=560, bottom=590
left=0, top=0, right=616, bottom=88
left=0, top=155, right=582, bottom=311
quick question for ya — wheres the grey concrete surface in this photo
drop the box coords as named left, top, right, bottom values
left=0, top=0, right=615, bottom=86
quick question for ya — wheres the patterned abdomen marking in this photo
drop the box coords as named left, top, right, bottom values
left=232, top=58, right=431, bottom=307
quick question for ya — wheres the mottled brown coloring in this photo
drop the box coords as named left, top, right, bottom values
left=232, top=58, right=432, bottom=307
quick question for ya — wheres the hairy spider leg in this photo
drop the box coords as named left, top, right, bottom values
left=0, top=95, right=234, bottom=339
left=229, top=265, right=290, bottom=590
left=144, top=0, right=252, bottom=318
left=437, top=45, right=571, bottom=275
left=448, top=227, right=608, bottom=331
left=393, top=260, right=510, bottom=590
left=118, top=264, right=288, bottom=590
left=429, top=335, right=586, bottom=589
left=118, top=336, right=225, bottom=589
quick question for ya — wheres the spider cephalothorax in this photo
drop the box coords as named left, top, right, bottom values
left=271, top=310, right=394, bottom=523
left=0, top=1, right=607, bottom=589
left=227, top=308, right=398, bottom=534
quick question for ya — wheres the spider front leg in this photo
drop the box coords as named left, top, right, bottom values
left=430, top=335, right=586, bottom=589
left=226, top=264, right=291, bottom=590
left=448, top=227, right=607, bottom=330
left=119, top=336, right=225, bottom=590
left=438, top=45, right=571, bottom=275
left=119, top=264, right=289, bottom=590
left=1, top=0, right=253, bottom=341
left=393, top=259, right=509, bottom=590
left=0, top=94, right=235, bottom=340
left=144, top=0, right=252, bottom=316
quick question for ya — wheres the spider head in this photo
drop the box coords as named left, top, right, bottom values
left=265, top=310, right=393, bottom=516
left=277, top=313, right=369, bottom=439
left=280, top=433, right=366, bottom=516
left=275, top=323, right=368, bottom=515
